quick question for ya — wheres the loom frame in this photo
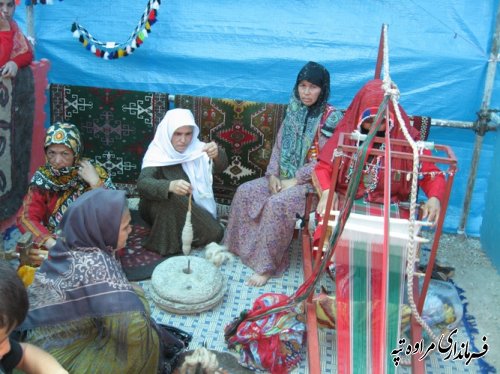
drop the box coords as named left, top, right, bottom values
left=301, top=133, right=457, bottom=373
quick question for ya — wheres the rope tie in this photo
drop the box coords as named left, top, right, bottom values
left=378, top=24, right=443, bottom=366
left=382, top=81, right=401, bottom=102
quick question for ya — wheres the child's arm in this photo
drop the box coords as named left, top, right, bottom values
left=17, top=343, right=68, bottom=374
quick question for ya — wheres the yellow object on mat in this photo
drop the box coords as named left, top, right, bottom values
left=314, top=292, right=336, bottom=329
left=17, top=265, right=37, bottom=287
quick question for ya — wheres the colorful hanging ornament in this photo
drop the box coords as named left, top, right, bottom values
left=24, top=0, right=62, bottom=5
left=71, top=0, right=161, bottom=60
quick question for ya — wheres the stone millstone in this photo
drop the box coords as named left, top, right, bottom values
left=150, top=255, right=226, bottom=314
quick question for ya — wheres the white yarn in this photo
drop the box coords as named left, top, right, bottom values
left=204, top=242, right=233, bottom=267
left=179, top=347, right=221, bottom=374
left=181, top=211, right=193, bottom=255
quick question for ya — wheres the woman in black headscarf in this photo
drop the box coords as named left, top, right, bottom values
left=223, top=61, right=343, bottom=286
left=17, top=188, right=187, bottom=373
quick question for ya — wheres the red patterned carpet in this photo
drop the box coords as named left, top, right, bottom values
left=119, top=224, right=164, bottom=281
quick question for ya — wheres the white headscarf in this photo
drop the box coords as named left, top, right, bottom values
left=142, top=108, right=217, bottom=217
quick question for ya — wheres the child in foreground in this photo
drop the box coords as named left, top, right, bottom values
left=0, top=261, right=68, bottom=374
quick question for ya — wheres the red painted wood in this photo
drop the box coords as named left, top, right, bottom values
left=29, top=59, right=51, bottom=178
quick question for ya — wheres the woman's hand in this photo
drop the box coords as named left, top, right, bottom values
left=268, top=175, right=282, bottom=194
left=27, top=247, right=48, bottom=267
left=421, top=196, right=441, bottom=225
left=77, top=160, right=101, bottom=188
left=169, top=179, right=192, bottom=196
left=280, top=178, right=297, bottom=191
left=316, top=189, right=338, bottom=216
left=1, top=61, right=18, bottom=78
left=203, top=141, right=219, bottom=159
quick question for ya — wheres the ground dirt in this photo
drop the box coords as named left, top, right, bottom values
left=428, top=232, right=500, bottom=370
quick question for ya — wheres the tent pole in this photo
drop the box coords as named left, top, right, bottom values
left=374, top=24, right=385, bottom=79
left=458, top=2, right=500, bottom=235
left=26, top=5, right=35, bottom=41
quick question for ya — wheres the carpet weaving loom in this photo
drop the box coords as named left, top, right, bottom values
left=304, top=114, right=458, bottom=373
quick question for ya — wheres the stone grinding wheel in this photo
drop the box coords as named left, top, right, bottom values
left=151, top=255, right=226, bottom=314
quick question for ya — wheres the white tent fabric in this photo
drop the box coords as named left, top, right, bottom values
left=16, top=0, right=499, bottom=236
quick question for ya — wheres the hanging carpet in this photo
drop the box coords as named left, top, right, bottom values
left=174, top=95, right=287, bottom=204
left=49, top=86, right=429, bottom=203
left=0, top=67, right=35, bottom=220
left=50, top=84, right=169, bottom=195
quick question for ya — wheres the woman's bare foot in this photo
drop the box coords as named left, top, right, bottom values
left=246, top=273, right=271, bottom=287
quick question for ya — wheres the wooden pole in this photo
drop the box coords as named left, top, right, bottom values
left=26, top=5, right=35, bottom=41
left=458, top=1, right=500, bottom=234
left=374, top=24, right=385, bottom=79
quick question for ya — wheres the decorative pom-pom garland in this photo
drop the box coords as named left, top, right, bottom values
left=24, top=0, right=62, bottom=5
left=71, top=0, right=160, bottom=60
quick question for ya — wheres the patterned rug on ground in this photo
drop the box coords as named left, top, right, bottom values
left=119, top=224, right=164, bottom=282
left=1, top=229, right=492, bottom=373
left=50, top=84, right=170, bottom=195
left=138, top=239, right=494, bottom=374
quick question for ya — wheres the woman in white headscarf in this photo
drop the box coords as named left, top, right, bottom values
left=137, top=108, right=228, bottom=256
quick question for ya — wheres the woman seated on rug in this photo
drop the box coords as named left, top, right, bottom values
left=0, top=0, right=33, bottom=79
left=137, top=108, right=228, bottom=256
left=223, top=61, right=343, bottom=287
left=17, top=122, right=115, bottom=253
left=314, top=78, right=446, bottom=225
left=17, top=188, right=189, bottom=374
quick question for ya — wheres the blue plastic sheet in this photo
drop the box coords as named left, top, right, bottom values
left=14, top=0, right=499, bottom=236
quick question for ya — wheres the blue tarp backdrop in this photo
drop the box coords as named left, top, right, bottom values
left=16, top=0, right=499, bottom=237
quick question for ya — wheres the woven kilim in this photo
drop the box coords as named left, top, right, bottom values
left=50, top=84, right=169, bottom=195
left=334, top=201, right=405, bottom=374
left=0, top=68, right=35, bottom=220
left=48, top=87, right=429, bottom=202
left=174, top=95, right=287, bottom=204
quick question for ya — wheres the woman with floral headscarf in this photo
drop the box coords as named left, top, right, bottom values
left=17, top=122, right=115, bottom=252
left=223, top=61, right=343, bottom=286
left=0, top=0, right=33, bottom=79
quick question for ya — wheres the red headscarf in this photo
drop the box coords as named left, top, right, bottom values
left=319, top=79, right=419, bottom=164
left=0, top=20, right=33, bottom=68
left=316, top=79, right=422, bottom=204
